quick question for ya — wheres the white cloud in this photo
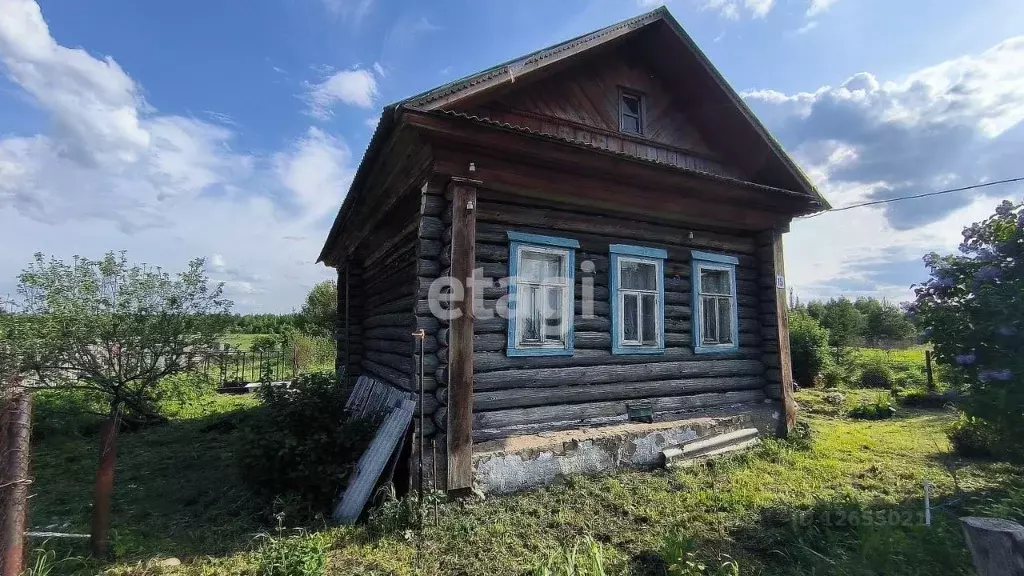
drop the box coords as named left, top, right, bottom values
left=304, top=67, right=378, bottom=119
left=320, top=0, right=374, bottom=24
left=745, top=36, right=1024, bottom=301
left=698, top=0, right=773, bottom=19
left=273, top=127, right=355, bottom=222
left=806, top=0, right=841, bottom=17
left=0, top=0, right=345, bottom=311
left=794, top=20, right=818, bottom=34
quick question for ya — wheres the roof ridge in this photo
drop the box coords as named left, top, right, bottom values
left=399, top=8, right=665, bottom=109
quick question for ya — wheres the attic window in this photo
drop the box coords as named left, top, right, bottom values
left=619, top=90, right=643, bottom=135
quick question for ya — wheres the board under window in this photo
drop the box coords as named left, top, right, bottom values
left=619, top=90, right=643, bottom=136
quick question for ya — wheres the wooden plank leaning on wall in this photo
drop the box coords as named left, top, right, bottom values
left=446, top=177, right=480, bottom=491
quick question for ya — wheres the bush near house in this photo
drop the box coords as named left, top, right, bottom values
left=788, top=309, right=832, bottom=387
left=237, top=372, right=377, bottom=519
left=911, top=200, right=1024, bottom=460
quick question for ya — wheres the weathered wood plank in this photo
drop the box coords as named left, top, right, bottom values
left=447, top=180, right=477, bottom=491
left=766, top=230, right=795, bottom=436
left=474, top=375, right=765, bottom=411
left=473, top=350, right=762, bottom=374
left=473, top=389, right=766, bottom=429
left=474, top=358, right=764, bottom=390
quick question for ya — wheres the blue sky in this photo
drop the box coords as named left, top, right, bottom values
left=1, top=0, right=1022, bottom=311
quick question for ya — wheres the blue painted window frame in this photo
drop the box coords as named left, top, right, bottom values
left=506, top=232, right=579, bottom=357
left=691, top=250, right=740, bottom=354
left=610, top=244, right=667, bottom=355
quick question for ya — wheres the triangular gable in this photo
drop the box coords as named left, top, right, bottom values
left=401, top=7, right=829, bottom=209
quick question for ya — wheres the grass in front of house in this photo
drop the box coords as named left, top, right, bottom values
left=30, top=389, right=1024, bottom=575
left=30, top=394, right=263, bottom=564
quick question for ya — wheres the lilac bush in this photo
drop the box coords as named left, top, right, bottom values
left=911, top=200, right=1023, bottom=459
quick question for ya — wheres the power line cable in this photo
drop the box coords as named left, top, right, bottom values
left=800, top=177, right=1024, bottom=219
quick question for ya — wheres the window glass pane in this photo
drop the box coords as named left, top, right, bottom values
left=520, top=250, right=563, bottom=283
left=519, top=285, right=539, bottom=342
left=641, top=294, right=658, bottom=345
left=622, top=115, right=640, bottom=134
left=623, top=293, right=639, bottom=342
left=717, top=297, right=733, bottom=344
left=544, top=287, right=564, bottom=341
left=702, top=296, right=718, bottom=344
left=621, top=261, right=657, bottom=290
left=700, top=268, right=731, bottom=295
left=622, top=95, right=640, bottom=116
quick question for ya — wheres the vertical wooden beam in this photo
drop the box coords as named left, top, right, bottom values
left=770, top=230, right=796, bottom=436
left=447, top=178, right=478, bottom=490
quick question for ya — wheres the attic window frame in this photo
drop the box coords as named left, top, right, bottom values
left=618, top=88, right=645, bottom=136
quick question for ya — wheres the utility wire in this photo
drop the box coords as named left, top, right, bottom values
left=800, top=177, right=1024, bottom=219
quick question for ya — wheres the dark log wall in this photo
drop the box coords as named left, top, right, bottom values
left=429, top=190, right=777, bottom=442
left=337, top=264, right=363, bottom=383
left=458, top=43, right=743, bottom=181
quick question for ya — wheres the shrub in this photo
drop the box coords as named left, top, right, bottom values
left=238, top=372, right=377, bottom=516
left=251, top=334, right=280, bottom=353
left=789, top=310, right=832, bottom=388
left=848, top=393, right=896, bottom=420
left=948, top=414, right=1001, bottom=459
left=252, top=532, right=328, bottom=576
left=821, top=366, right=848, bottom=389
left=857, top=357, right=894, bottom=388
left=912, top=200, right=1024, bottom=461
left=894, top=388, right=947, bottom=409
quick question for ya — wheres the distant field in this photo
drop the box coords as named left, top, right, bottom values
left=853, top=345, right=929, bottom=366
left=218, top=333, right=264, bottom=350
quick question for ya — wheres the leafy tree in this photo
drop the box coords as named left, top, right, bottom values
left=815, top=298, right=864, bottom=349
left=911, top=200, right=1023, bottom=459
left=16, top=251, right=233, bottom=425
left=854, top=297, right=917, bottom=343
left=10, top=251, right=233, bottom=555
left=300, top=280, right=337, bottom=339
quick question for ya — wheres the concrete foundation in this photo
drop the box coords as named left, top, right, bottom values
left=471, top=401, right=781, bottom=494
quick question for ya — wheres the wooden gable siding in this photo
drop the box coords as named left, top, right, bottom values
left=430, top=190, right=784, bottom=443
left=456, top=44, right=743, bottom=180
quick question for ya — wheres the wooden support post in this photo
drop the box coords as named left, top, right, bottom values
left=90, top=409, right=119, bottom=558
left=446, top=178, right=479, bottom=490
left=925, top=350, right=935, bottom=391
left=0, top=387, right=31, bottom=576
left=961, top=517, right=1024, bottom=576
left=770, top=230, right=796, bottom=436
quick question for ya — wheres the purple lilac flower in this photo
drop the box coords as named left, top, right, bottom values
left=997, top=326, right=1018, bottom=336
left=955, top=353, right=977, bottom=366
left=979, top=368, right=1013, bottom=382
left=995, top=201, right=1014, bottom=217
left=1018, top=211, right=1024, bottom=229
left=975, top=266, right=1001, bottom=284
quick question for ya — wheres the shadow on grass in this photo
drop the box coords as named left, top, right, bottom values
left=30, top=398, right=270, bottom=563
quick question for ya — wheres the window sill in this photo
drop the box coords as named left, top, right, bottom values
left=694, top=344, right=739, bottom=355
left=506, top=346, right=574, bottom=358
left=611, top=346, right=665, bottom=356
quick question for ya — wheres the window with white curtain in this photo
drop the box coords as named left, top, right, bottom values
left=610, top=244, right=666, bottom=355
left=506, top=232, right=578, bottom=357
left=692, top=251, right=739, bottom=353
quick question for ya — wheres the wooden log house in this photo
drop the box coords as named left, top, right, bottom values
left=318, top=7, right=830, bottom=493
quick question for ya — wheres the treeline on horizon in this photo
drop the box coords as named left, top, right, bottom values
left=226, top=313, right=308, bottom=335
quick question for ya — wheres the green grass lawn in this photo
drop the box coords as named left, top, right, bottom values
left=29, top=389, right=1024, bottom=575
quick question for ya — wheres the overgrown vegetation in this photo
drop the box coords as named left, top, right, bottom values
left=28, top=385, right=1024, bottom=575
left=238, top=372, right=376, bottom=518
left=847, top=392, right=897, bottom=420
left=912, top=200, right=1024, bottom=460
left=788, top=309, right=832, bottom=387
